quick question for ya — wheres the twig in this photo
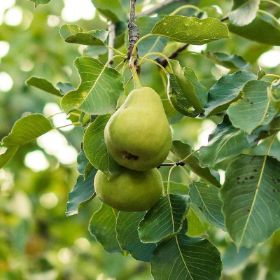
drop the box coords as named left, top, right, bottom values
left=127, top=0, right=140, bottom=60
left=158, top=161, right=185, bottom=167
left=108, top=21, right=116, bottom=66
left=47, top=111, right=68, bottom=119
left=261, top=0, right=280, bottom=8
left=221, top=16, right=229, bottom=22
left=138, top=0, right=179, bottom=17
left=264, top=73, right=280, bottom=79
left=55, top=123, right=79, bottom=129
left=156, top=43, right=190, bottom=67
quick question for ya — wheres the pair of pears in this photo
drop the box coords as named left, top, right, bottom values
left=94, top=87, right=172, bottom=211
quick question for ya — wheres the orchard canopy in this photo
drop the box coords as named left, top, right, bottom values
left=1, top=0, right=280, bottom=279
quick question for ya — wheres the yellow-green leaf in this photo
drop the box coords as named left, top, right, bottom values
left=152, top=16, right=229, bottom=45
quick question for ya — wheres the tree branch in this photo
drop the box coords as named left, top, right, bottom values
left=108, top=21, right=115, bottom=66
left=158, top=161, right=186, bottom=168
left=221, top=16, right=229, bottom=22
left=127, top=0, right=140, bottom=60
left=156, top=43, right=190, bottom=67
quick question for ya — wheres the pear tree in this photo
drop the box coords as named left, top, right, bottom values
left=1, top=0, right=280, bottom=279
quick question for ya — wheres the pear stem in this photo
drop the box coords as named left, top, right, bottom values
left=130, top=59, right=142, bottom=88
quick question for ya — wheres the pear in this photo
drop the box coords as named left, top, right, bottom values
left=105, top=87, right=172, bottom=171
left=94, top=168, right=163, bottom=212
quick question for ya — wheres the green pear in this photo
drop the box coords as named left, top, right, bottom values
left=94, top=168, right=163, bottom=212
left=105, top=87, right=172, bottom=171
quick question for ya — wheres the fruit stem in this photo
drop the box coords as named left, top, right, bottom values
left=130, top=59, right=142, bottom=88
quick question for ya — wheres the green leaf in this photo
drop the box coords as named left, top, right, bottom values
left=11, top=220, right=30, bottom=252
left=199, top=123, right=250, bottom=168
left=61, top=57, right=123, bottom=114
left=222, top=244, right=253, bottom=273
left=172, top=140, right=221, bottom=187
left=2, top=114, right=53, bottom=147
left=138, top=194, right=189, bottom=243
left=148, top=0, right=187, bottom=16
left=204, top=71, right=256, bottom=116
left=151, top=234, right=222, bottom=280
left=248, top=135, right=280, bottom=162
left=84, top=45, right=108, bottom=57
left=88, top=203, right=122, bottom=253
left=229, top=0, right=260, bottom=26
left=0, top=146, right=18, bottom=168
left=166, top=181, right=189, bottom=195
left=83, top=115, right=121, bottom=176
left=136, top=16, right=167, bottom=56
left=30, top=0, right=51, bottom=6
left=269, top=79, right=280, bottom=111
left=116, top=211, right=156, bottom=262
left=267, top=231, right=280, bottom=272
left=60, top=24, right=108, bottom=46
left=232, top=0, right=250, bottom=9
left=91, top=0, right=127, bottom=22
left=168, top=60, right=207, bottom=116
left=242, top=264, right=260, bottom=280
left=26, top=77, right=62, bottom=97
left=152, top=16, right=228, bottom=44
left=56, top=82, right=75, bottom=95
left=186, top=207, right=209, bottom=237
left=246, top=118, right=280, bottom=144
left=77, top=149, right=92, bottom=176
left=227, top=80, right=277, bottom=134
left=221, top=155, right=280, bottom=248
left=190, top=182, right=224, bottom=228
left=66, top=111, right=81, bottom=126
left=205, top=51, right=249, bottom=70
left=66, top=169, right=96, bottom=217
left=229, top=10, right=280, bottom=45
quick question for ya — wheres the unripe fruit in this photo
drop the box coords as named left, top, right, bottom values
left=105, top=87, right=172, bottom=171
left=94, top=168, right=163, bottom=212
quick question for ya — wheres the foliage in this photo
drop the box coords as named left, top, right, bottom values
left=1, top=0, right=280, bottom=279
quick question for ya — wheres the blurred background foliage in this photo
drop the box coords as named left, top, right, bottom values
left=1, top=0, right=280, bottom=279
